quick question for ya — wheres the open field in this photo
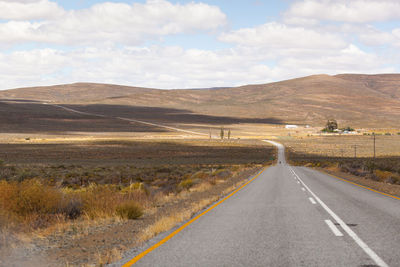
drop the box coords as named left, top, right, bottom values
left=0, top=139, right=273, bottom=165
left=0, top=137, right=275, bottom=266
left=279, top=134, right=400, bottom=158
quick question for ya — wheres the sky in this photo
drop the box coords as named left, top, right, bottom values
left=1, top=0, right=400, bottom=90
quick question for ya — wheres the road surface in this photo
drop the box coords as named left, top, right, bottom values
left=120, top=141, right=400, bottom=267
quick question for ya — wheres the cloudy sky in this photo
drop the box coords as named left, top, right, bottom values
left=1, top=0, right=400, bottom=90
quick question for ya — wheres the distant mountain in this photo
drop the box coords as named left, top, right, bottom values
left=1, top=74, right=400, bottom=127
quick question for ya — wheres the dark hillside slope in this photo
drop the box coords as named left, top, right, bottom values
left=1, top=74, right=400, bottom=127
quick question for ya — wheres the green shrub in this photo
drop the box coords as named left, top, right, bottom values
left=116, top=201, right=143, bottom=220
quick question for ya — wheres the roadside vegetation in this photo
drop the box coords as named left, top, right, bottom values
left=0, top=139, right=274, bottom=266
left=288, top=149, right=400, bottom=199
left=280, top=134, right=400, bottom=157
left=0, top=163, right=261, bottom=232
left=289, top=151, right=400, bottom=185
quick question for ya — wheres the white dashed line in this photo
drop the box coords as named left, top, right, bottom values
left=309, top=197, right=316, bottom=204
left=325, top=220, right=344, bottom=237
left=290, top=167, right=388, bottom=267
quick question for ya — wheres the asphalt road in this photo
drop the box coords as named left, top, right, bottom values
left=121, top=141, right=400, bottom=267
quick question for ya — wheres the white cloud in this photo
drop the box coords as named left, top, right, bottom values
left=358, top=28, right=395, bottom=46
left=219, top=22, right=347, bottom=52
left=285, top=0, right=400, bottom=23
left=0, top=0, right=227, bottom=46
left=0, top=45, right=277, bottom=89
left=0, top=0, right=65, bottom=20
left=0, top=41, right=394, bottom=91
left=0, top=1, right=398, bottom=90
left=280, top=44, right=387, bottom=72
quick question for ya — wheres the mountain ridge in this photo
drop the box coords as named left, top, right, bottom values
left=1, top=74, right=400, bottom=127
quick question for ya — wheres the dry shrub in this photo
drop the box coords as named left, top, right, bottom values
left=79, top=184, right=149, bottom=219
left=325, top=163, right=340, bottom=172
left=60, top=198, right=83, bottom=220
left=387, top=174, right=400, bottom=185
left=97, top=247, right=122, bottom=266
left=374, top=170, right=393, bottom=182
left=79, top=184, right=121, bottom=219
left=212, top=168, right=231, bottom=178
left=0, top=180, right=150, bottom=231
left=190, top=182, right=212, bottom=193
left=0, top=179, right=63, bottom=229
left=231, top=165, right=241, bottom=172
left=178, top=179, right=194, bottom=190
left=191, top=171, right=208, bottom=179
left=116, top=201, right=143, bottom=220
left=209, top=177, right=217, bottom=185
left=373, top=170, right=400, bottom=184
left=0, top=210, right=10, bottom=230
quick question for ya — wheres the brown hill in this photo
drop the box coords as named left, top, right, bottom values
left=1, top=74, right=400, bottom=127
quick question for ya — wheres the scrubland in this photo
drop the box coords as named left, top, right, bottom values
left=286, top=135, right=400, bottom=197
left=0, top=138, right=274, bottom=266
left=280, top=134, right=400, bottom=157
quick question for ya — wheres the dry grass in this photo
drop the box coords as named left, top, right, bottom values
left=138, top=194, right=219, bottom=242
left=139, top=210, right=192, bottom=242
left=96, top=247, right=123, bottom=266
left=0, top=180, right=150, bottom=233
left=190, top=196, right=219, bottom=214
left=178, top=178, right=194, bottom=191
left=190, top=182, right=212, bottom=193
left=374, top=170, right=393, bottom=182
left=281, top=134, right=400, bottom=158
left=0, top=164, right=263, bottom=252
left=115, top=201, right=143, bottom=220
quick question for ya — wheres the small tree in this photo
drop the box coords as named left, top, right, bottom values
left=228, top=129, right=231, bottom=140
left=220, top=127, right=224, bottom=140
left=322, top=119, right=338, bottom=132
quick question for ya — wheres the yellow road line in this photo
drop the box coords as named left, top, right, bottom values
left=326, top=172, right=400, bottom=201
left=122, top=167, right=267, bottom=266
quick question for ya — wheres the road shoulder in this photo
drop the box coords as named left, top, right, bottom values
left=315, top=167, right=400, bottom=199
